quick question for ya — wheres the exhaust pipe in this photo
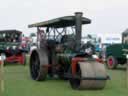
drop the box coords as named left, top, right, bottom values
left=75, top=12, right=83, bottom=51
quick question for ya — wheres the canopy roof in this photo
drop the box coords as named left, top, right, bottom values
left=28, top=16, right=91, bottom=28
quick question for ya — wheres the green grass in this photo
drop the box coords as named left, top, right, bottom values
left=3, top=64, right=128, bottom=96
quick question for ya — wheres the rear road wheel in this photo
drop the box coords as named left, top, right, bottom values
left=30, top=50, right=48, bottom=81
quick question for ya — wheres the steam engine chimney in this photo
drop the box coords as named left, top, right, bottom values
left=75, top=12, right=83, bottom=51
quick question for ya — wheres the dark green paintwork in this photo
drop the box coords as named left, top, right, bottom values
left=0, top=30, right=22, bottom=51
left=0, top=42, right=20, bottom=50
left=106, top=44, right=128, bottom=59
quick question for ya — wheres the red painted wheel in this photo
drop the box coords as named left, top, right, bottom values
left=107, top=56, right=118, bottom=69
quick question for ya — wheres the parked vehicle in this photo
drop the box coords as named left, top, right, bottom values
left=106, top=29, right=128, bottom=69
left=0, top=30, right=28, bottom=65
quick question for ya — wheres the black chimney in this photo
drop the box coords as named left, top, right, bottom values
left=75, top=12, right=83, bottom=50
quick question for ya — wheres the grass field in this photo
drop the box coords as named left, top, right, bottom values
left=3, top=63, right=128, bottom=96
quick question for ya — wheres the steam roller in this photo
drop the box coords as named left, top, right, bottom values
left=28, top=12, right=109, bottom=90
left=69, top=58, right=108, bottom=90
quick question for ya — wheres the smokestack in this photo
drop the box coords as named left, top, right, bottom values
left=75, top=12, right=83, bottom=50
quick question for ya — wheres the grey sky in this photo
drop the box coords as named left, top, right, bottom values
left=0, top=0, right=128, bottom=36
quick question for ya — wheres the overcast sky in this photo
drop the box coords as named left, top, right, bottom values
left=0, top=0, right=128, bottom=36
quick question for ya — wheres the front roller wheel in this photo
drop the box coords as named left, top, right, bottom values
left=30, top=50, right=48, bottom=81
left=69, top=61, right=107, bottom=90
